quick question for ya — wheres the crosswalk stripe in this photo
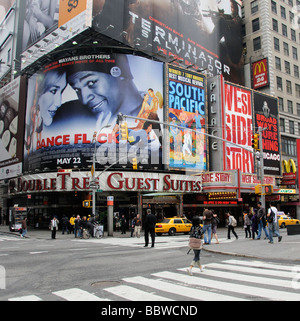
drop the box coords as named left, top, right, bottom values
left=8, top=295, right=42, bottom=301
left=207, top=262, right=295, bottom=279
left=153, top=271, right=300, bottom=301
left=53, top=288, right=109, bottom=301
left=179, top=266, right=294, bottom=289
left=123, top=276, right=248, bottom=301
left=224, top=259, right=295, bottom=272
left=104, top=285, right=173, bottom=301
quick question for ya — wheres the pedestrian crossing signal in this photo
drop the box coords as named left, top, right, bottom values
left=264, top=185, right=273, bottom=195
left=83, top=200, right=92, bottom=208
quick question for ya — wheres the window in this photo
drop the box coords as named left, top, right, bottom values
left=292, top=47, right=298, bottom=60
left=283, top=42, right=289, bottom=55
left=273, top=19, right=278, bottom=32
left=279, top=97, right=284, bottom=111
left=274, top=37, right=280, bottom=51
left=294, top=65, right=299, bottom=78
left=285, top=61, right=290, bottom=74
left=289, top=120, right=295, bottom=134
left=286, top=80, right=292, bottom=94
left=297, top=103, right=300, bottom=116
left=277, top=77, right=283, bottom=90
left=275, top=57, right=281, bottom=70
left=291, top=29, right=296, bottom=41
left=282, top=24, right=288, bottom=37
left=271, top=0, right=277, bottom=14
left=253, top=37, right=261, bottom=50
left=296, top=84, right=300, bottom=98
left=252, top=18, right=260, bottom=32
left=288, top=100, right=293, bottom=113
left=280, top=118, right=285, bottom=132
left=281, top=6, right=286, bottom=19
left=251, top=0, right=259, bottom=13
left=281, top=137, right=297, bottom=156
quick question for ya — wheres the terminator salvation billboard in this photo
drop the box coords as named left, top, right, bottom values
left=23, top=53, right=164, bottom=171
left=92, top=0, right=244, bottom=85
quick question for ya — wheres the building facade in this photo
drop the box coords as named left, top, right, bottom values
left=0, top=0, right=298, bottom=230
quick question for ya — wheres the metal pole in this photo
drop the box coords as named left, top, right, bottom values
left=258, top=127, right=267, bottom=210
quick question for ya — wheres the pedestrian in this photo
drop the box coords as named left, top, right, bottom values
left=134, top=214, right=142, bottom=238
left=211, top=210, right=220, bottom=244
left=251, top=209, right=258, bottom=240
left=69, top=215, right=75, bottom=234
left=87, top=214, right=95, bottom=237
left=49, top=216, right=59, bottom=239
left=130, top=216, right=135, bottom=237
left=120, top=214, right=127, bottom=234
left=74, top=215, right=81, bottom=238
left=187, top=216, right=204, bottom=275
left=202, top=207, right=212, bottom=244
left=267, top=202, right=282, bottom=244
left=144, top=209, right=156, bottom=247
left=226, top=212, right=238, bottom=240
left=61, top=215, right=69, bottom=235
left=21, top=217, right=27, bottom=238
left=243, top=211, right=252, bottom=238
left=256, top=202, right=269, bottom=240
left=80, top=216, right=88, bottom=238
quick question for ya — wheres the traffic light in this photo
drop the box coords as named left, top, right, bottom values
left=264, top=184, right=273, bottom=195
left=255, top=185, right=262, bottom=194
left=132, top=158, right=137, bottom=170
left=120, top=122, right=128, bottom=141
left=83, top=200, right=92, bottom=208
left=252, top=133, right=260, bottom=151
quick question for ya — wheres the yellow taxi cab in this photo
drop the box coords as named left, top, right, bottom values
left=155, top=217, right=192, bottom=236
left=278, top=215, right=300, bottom=228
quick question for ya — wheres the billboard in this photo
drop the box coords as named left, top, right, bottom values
left=253, top=92, right=280, bottom=176
left=19, top=0, right=92, bottom=70
left=252, top=58, right=269, bottom=90
left=223, top=82, right=254, bottom=173
left=0, top=77, right=26, bottom=179
left=92, top=0, right=244, bottom=85
left=166, top=65, right=207, bottom=171
left=23, top=53, right=164, bottom=172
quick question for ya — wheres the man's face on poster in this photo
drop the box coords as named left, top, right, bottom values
left=68, top=71, right=124, bottom=116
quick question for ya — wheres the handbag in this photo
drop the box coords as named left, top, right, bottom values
left=189, top=237, right=202, bottom=249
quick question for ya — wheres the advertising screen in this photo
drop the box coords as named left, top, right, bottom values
left=252, top=58, right=269, bottom=90
left=0, top=77, right=25, bottom=179
left=167, top=65, right=207, bottom=171
left=23, top=53, right=164, bottom=172
left=253, top=92, right=280, bottom=176
left=223, top=82, right=254, bottom=173
left=93, top=0, right=244, bottom=85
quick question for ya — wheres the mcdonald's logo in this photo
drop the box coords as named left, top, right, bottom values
left=254, top=61, right=266, bottom=75
left=282, top=159, right=297, bottom=173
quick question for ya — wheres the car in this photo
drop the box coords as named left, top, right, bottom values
left=155, top=217, right=193, bottom=236
left=278, top=215, right=300, bottom=228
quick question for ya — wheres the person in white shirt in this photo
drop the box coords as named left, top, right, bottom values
left=49, top=216, right=59, bottom=239
left=267, top=203, right=282, bottom=244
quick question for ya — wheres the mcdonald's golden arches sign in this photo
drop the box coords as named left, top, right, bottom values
left=252, top=58, right=269, bottom=89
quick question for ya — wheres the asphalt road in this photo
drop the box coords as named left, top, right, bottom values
left=0, top=228, right=300, bottom=304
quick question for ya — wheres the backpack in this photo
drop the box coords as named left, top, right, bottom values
left=267, top=208, right=274, bottom=223
left=231, top=216, right=237, bottom=227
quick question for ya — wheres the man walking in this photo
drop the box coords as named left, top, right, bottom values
left=267, top=202, right=282, bottom=244
left=202, top=207, right=212, bottom=244
left=144, top=209, right=156, bottom=247
left=256, top=202, right=269, bottom=240
left=49, top=216, right=59, bottom=239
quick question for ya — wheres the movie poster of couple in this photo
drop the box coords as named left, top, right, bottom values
left=23, top=53, right=164, bottom=171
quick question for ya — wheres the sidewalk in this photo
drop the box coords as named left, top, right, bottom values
left=1, top=225, right=300, bottom=262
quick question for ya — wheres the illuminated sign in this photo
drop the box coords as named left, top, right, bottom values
left=282, top=159, right=296, bottom=173
left=252, top=58, right=269, bottom=89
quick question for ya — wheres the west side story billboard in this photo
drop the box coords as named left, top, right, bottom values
left=208, top=75, right=280, bottom=176
left=166, top=65, right=207, bottom=171
left=92, top=0, right=244, bottom=85
left=23, top=53, right=164, bottom=171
